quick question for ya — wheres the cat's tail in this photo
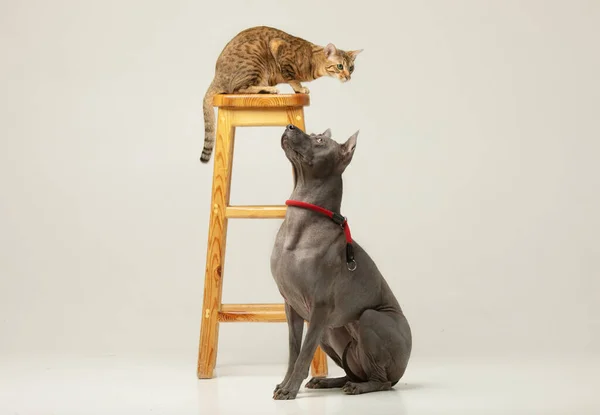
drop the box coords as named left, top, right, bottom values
left=201, top=81, right=221, bottom=163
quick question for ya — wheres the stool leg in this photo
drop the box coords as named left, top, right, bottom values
left=311, top=345, right=329, bottom=377
left=287, top=107, right=329, bottom=378
left=286, top=107, right=305, bottom=186
left=286, top=107, right=306, bottom=131
left=198, top=109, right=235, bottom=379
left=305, top=322, right=328, bottom=378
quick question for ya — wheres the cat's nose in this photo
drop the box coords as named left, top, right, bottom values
left=286, top=124, right=296, bottom=130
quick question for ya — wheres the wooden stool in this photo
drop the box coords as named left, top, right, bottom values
left=197, top=93, right=329, bottom=379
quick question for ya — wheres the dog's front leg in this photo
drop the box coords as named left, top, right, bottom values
left=273, top=303, right=330, bottom=400
left=273, top=302, right=304, bottom=395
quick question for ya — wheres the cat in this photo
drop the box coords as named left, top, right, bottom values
left=200, top=26, right=362, bottom=163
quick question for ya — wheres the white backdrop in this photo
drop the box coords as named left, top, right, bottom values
left=1, top=0, right=598, bottom=372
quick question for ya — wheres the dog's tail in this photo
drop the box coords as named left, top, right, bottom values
left=342, top=341, right=363, bottom=382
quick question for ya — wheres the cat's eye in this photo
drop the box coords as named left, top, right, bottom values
left=336, top=64, right=343, bottom=70
left=349, top=65, right=354, bottom=73
left=316, top=137, right=323, bottom=143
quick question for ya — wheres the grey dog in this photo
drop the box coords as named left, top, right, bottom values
left=270, top=124, right=412, bottom=400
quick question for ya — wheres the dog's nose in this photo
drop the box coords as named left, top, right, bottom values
left=286, top=124, right=296, bottom=130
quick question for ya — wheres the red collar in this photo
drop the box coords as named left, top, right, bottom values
left=285, top=200, right=357, bottom=271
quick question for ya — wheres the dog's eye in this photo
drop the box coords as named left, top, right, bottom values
left=336, top=64, right=343, bottom=70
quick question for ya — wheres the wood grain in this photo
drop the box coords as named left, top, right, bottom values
left=219, top=304, right=286, bottom=322
left=213, top=93, right=310, bottom=108
left=287, top=107, right=305, bottom=187
left=311, top=344, right=329, bottom=377
left=225, top=205, right=286, bottom=219
left=222, top=303, right=284, bottom=311
left=230, top=108, right=306, bottom=127
left=197, top=109, right=235, bottom=379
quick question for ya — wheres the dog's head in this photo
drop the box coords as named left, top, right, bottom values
left=281, top=125, right=358, bottom=178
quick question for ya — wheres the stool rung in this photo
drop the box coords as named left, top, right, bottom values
left=219, top=303, right=286, bottom=322
left=225, top=205, right=286, bottom=219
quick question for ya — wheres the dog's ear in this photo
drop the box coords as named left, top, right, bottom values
left=340, top=130, right=358, bottom=168
left=322, top=128, right=332, bottom=138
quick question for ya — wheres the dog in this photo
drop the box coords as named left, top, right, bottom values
left=270, top=124, right=412, bottom=400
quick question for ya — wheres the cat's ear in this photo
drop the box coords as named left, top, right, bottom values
left=324, top=43, right=338, bottom=60
left=340, top=130, right=359, bottom=167
left=348, top=49, right=363, bottom=59
left=322, top=128, right=332, bottom=138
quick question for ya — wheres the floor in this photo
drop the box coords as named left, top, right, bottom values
left=1, top=355, right=598, bottom=415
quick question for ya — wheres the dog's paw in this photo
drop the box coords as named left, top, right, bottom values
left=342, top=380, right=392, bottom=395
left=305, top=377, right=325, bottom=389
left=342, top=382, right=362, bottom=395
left=273, top=385, right=298, bottom=400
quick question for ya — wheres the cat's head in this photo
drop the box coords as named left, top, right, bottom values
left=322, top=44, right=362, bottom=83
left=281, top=124, right=358, bottom=177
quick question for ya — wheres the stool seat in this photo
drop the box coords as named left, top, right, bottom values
left=213, top=93, right=310, bottom=108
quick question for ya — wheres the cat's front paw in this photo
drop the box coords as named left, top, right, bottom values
left=259, top=86, right=279, bottom=94
left=296, top=87, right=310, bottom=94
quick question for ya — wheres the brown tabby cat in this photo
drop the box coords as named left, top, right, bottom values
left=201, top=26, right=362, bottom=163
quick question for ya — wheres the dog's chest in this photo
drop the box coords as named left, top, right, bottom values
left=271, top=218, right=342, bottom=320
left=271, top=248, right=316, bottom=319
